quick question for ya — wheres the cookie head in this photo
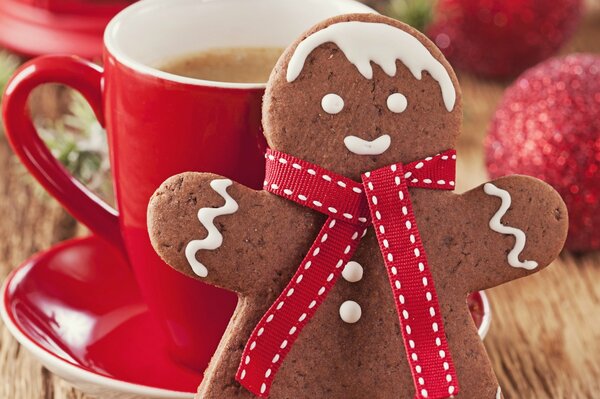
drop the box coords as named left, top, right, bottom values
left=263, top=14, right=462, bottom=179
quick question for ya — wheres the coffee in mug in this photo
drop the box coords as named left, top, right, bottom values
left=160, top=47, right=284, bottom=83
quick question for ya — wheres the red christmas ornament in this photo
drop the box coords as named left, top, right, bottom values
left=485, top=54, right=600, bottom=252
left=427, top=0, right=583, bottom=79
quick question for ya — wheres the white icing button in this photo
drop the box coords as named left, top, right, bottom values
left=321, top=93, right=344, bottom=114
left=339, top=300, right=362, bottom=323
left=342, top=261, right=363, bottom=283
left=387, top=92, right=408, bottom=113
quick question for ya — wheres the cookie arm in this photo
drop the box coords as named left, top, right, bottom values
left=148, top=172, right=279, bottom=294
left=454, top=175, right=568, bottom=293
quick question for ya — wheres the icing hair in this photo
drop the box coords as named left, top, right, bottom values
left=286, top=21, right=456, bottom=112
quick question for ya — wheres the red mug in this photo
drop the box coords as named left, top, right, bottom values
left=2, top=0, right=373, bottom=372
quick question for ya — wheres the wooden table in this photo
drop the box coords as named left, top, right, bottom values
left=1, top=8, right=600, bottom=399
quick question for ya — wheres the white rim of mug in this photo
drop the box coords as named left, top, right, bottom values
left=104, top=0, right=375, bottom=89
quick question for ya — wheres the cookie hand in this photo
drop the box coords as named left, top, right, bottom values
left=456, top=175, right=568, bottom=292
left=148, top=172, right=276, bottom=294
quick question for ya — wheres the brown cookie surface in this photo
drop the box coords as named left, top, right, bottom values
left=263, top=13, right=463, bottom=181
left=147, top=13, right=568, bottom=399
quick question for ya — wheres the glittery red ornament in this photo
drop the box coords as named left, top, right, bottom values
left=427, top=0, right=583, bottom=79
left=486, top=54, right=600, bottom=252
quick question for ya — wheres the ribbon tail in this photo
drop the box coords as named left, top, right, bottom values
left=362, top=167, right=459, bottom=399
left=236, top=218, right=365, bottom=397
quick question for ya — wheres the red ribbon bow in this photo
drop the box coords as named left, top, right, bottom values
left=236, top=149, right=459, bottom=399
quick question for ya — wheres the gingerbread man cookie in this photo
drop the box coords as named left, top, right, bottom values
left=148, top=14, right=568, bottom=399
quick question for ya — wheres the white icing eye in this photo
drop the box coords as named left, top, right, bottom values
left=387, top=93, right=408, bottom=113
left=321, top=93, right=344, bottom=114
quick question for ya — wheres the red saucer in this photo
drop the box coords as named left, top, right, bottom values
left=0, top=235, right=490, bottom=397
left=0, top=0, right=132, bottom=58
left=1, top=236, right=199, bottom=397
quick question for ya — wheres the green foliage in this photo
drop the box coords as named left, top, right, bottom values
left=0, top=51, right=20, bottom=131
left=37, top=92, right=112, bottom=195
left=0, top=51, right=19, bottom=94
left=0, top=51, right=111, bottom=200
left=386, top=0, right=435, bottom=32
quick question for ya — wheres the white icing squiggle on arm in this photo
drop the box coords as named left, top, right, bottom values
left=185, top=179, right=239, bottom=277
left=496, top=387, right=502, bottom=399
left=484, top=183, right=538, bottom=270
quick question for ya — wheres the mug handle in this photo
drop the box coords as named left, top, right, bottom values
left=2, top=55, right=126, bottom=255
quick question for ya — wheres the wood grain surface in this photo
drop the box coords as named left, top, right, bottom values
left=1, top=5, right=600, bottom=399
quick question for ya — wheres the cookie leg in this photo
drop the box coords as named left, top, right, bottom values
left=445, top=304, right=501, bottom=399
left=196, top=299, right=259, bottom=399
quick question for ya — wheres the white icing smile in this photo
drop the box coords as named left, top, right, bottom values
left=344, top=134, right=391, bottom=155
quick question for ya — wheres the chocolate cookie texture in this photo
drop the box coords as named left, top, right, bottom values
left=148, top=13, right=568, bottom=399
